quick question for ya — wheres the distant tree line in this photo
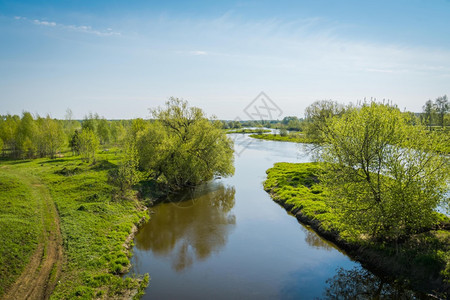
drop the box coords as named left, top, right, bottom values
left=0, top=112, right=66, bottom=159
left=0, top=110, right=130, bottom=160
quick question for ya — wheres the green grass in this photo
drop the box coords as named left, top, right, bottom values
left=264, top=162, right=450, bottom=295
left=250, top=132, right=314, bottom=143
left=0, top=148, right=149, bottom=299
left=0, top=170, right=42, bottom=296
left=226, top=128, right=271, bottom=134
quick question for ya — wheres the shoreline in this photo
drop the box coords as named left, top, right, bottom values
left=264, top=163, right=449, bottom=298
left=268, top=192, right=447, bottom=297
left=122, top=207, right=150, bottom=299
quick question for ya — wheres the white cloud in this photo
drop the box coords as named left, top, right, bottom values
left=14, top=16, right=120, bottom=37
left=33, top=19, right=56, bottom=26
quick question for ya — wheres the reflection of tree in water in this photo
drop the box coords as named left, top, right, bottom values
left=300, top=226, right=334, bottom=251
left=135, top=183, right=236, bottom=272
left=324, top=267, right=417, bottom=299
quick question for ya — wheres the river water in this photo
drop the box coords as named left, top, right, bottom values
left=127, top=134, right=417, bottom=299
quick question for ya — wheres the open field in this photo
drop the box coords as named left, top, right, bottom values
left=0, top=149, right=149, bottom=299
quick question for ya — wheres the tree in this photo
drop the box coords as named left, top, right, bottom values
left=63, top=108, right=80, bottom=140
left=422, top=99, right=435, bottom=130
left=17, top=112, right=37, bottom=158
left=110, top=139, right=140, bottom=194
left=82, top=113, right=99, bottom=133
left=97, top=118, right=111, bottom=145
left=304, top=100, right=345, bottom=143
left=434, top=95, right=449, bottom=128
left=110, top=121, right=126, bottom=144
left=78, top=129, right=99, bottom=163
left=137, top=98, right=234, bottom=189
left=317, top=103, right=449, bottom=243
left=70, top=130, right=81, bottom=155
left=38, top=116, right=65, bottom=159
left=0, top=138, right=3, bottom=155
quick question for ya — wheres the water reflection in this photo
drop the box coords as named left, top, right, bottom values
left=323, top=267, right=418, bottom=299
left=135, top=182, right=236, bottom=272
left=300, top=225, right=334, bottom=251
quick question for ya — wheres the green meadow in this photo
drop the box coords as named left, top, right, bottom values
left=0, top=149, right=149, bottom=299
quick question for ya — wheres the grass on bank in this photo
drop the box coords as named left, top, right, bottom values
left=264, top=162, right=450, bottom=296
left=250, top=132, right=314, bottom=143
left=225, top=128, right=271, bottom=134
left=0, top=149, right=149, bottom=299
left=0, top=171, right=42, bottom=296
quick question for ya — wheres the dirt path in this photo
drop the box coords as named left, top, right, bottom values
left=3, top=170, right=63, bottom=300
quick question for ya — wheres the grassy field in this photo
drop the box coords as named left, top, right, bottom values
left=0, top=170, right=42, bottom=295
left=250, top=132, right=314, bottom=143
left=0, top=149, right=149, bottom=299
left=264, top=162, right=450, bottom=296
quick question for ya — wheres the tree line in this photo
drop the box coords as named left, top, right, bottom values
left=0, top=100, right=236, bottom=194
left=0, top=111, right=130, bottom=160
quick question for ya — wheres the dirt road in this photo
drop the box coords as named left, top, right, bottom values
left=3, top=170, right=63, bottom=300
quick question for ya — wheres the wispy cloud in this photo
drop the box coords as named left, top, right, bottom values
left=190, top=50, right=208, bottom=56
left=14, top=16, right=120, bottom=37
left=33, top=19, right=56, bottom=26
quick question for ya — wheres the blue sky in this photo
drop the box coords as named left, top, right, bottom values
left=1, top=0, right=449, bottom=119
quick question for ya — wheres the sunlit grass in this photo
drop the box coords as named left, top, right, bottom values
left=0, top=148, right=149, bottom=298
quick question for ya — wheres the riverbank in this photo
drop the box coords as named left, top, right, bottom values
left=264, top=162, right=450, bottom=297
left=250, top=132, right=314, bottom=143
left=225, top=128, right=271, bottom=134
left=0, top=150, right=149, bottom=299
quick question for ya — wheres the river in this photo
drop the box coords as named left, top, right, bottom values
left=127, top=133, right=418, bottom=299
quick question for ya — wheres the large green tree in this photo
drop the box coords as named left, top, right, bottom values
left=137, top=98, right=234, bottom=189
left=317, top=103, right=449, bottom=242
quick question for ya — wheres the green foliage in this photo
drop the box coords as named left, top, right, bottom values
left=137, top=97, right=235, bottom=189
left=109, top=139, right=140, bottom=195
left=81, top=113, right=99, bottom=133
left=265, top=162, right=450, bottom=289
left=38, top=116, right=66, bottom=159
left=0, top=113, right=66, bottom=159
left=78, top=129, right=99, bottom=163
left=318, top=103, right=449, bottom=242
left=110, top=121, right=127, bottom=145
left=422, top=99, right=435, bottom=129
left=97, top=118, right=111, bottom=145
left=282, top=116, right=303, bottom=131
left=435, top=95, right=449, bottom=128
left=69, top=130, right=81, bottom=155
left=304, top=100, right=345, bottom=143
left=279, top=128, right=288, bottom=136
